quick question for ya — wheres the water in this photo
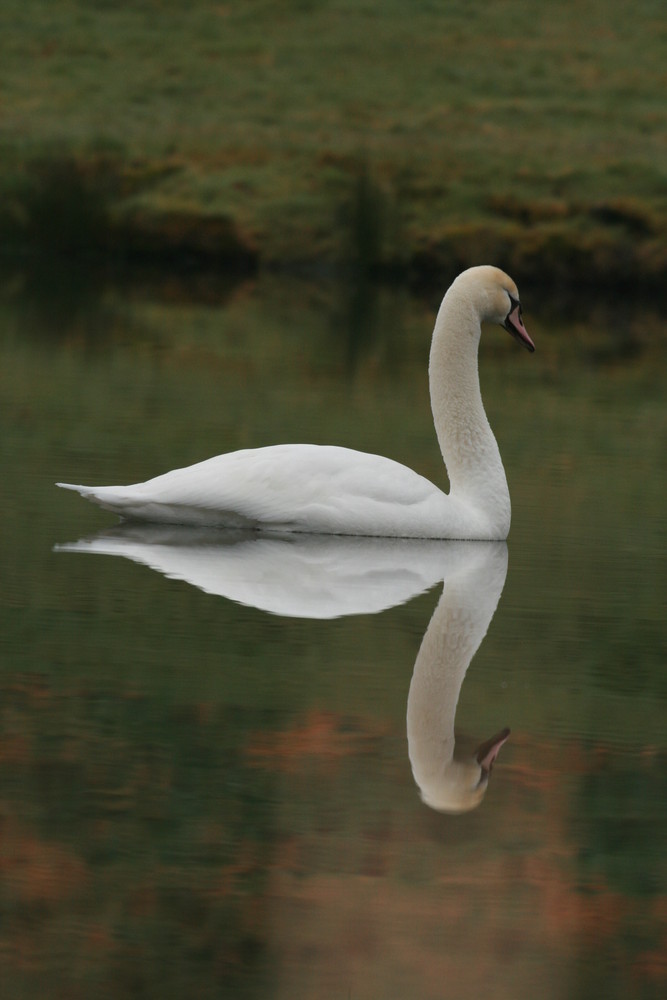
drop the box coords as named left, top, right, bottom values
left=1, top=272, right=665, bottom=999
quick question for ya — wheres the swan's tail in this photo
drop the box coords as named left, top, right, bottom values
left=56, top=482, right=96, bottom=496
left=56, top=481, right=208, bottom=525
left=57, top=482, right=117, bottom=502
left=56, top=481, right=137, bottom=515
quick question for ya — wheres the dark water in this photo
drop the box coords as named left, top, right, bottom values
left=1, top=274, right=665, bottom=999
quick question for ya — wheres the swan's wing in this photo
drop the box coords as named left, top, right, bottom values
left=58, top=444, right=453, bottom=534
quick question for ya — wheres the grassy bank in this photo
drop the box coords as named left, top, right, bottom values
left=1, top=0, right=665, bottom=284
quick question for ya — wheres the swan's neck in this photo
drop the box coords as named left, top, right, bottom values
left=429, top=294, right=510, bottom=533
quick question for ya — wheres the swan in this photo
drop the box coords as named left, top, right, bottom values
left=57, top=265, right=534, bottom=539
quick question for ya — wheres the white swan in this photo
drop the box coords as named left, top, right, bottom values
left=57, top=265, right=534, bottom=539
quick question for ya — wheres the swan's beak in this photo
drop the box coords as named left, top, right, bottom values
left=476, top=727, right=511, bottom=775
left=504, top=304, right=535, bottom=352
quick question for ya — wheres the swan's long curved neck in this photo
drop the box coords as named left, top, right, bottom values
left=429, top=293, right=510, bottom=530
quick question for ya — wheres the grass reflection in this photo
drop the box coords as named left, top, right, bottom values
left=0, top=676, right=274, bottom=998
left=3, top=674, right=663, bottom=999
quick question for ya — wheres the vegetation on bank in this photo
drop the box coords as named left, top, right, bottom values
left=1, top=0, right=665, bottom=284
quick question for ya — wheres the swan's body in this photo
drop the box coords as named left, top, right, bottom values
left=57, top=266, right=534, bottom=539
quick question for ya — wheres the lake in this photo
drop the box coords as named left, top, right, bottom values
left=1, top=268, right=665, bottom=999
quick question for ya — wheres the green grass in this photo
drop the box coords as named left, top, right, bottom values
left=1, top=0, right=666, bottom=278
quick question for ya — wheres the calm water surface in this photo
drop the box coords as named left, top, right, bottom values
left=1, top=274, right=665, bottom=999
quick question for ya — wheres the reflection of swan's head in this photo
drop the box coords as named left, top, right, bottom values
left=417, top=728, right=510, bottom=815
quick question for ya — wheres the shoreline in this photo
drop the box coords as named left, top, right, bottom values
left=2, top=208, right=665, bottom=295
left=2, top=152, right=664, bottom=295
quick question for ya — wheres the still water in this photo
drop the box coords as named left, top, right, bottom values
left=1, top=272, right=665, bottom=999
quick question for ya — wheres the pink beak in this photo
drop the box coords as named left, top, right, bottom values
left=504, top=303, right=535, bottom=352
left=476, top=727, right=511, bottom=774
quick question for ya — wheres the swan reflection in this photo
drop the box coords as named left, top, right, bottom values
left=57, top=527, right=510, bottom=812
left=57, top=525, right=464, bottom=618
left=406, top=541, right=508, bottom=812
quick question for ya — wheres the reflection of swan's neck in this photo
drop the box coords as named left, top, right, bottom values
left=406, top=543, right=508, bottom=813
left=430, top=293, right=509, bottom=527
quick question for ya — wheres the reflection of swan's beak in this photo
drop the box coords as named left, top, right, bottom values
left=476, top=727, right=511, bottom=776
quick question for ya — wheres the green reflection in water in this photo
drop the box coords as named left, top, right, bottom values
left=0, top=680, right=274, bottom=998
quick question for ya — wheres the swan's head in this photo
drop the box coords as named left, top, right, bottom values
left=416, top=727, right=510, bottom=814
left=454, top=265, right=535, bottom=352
